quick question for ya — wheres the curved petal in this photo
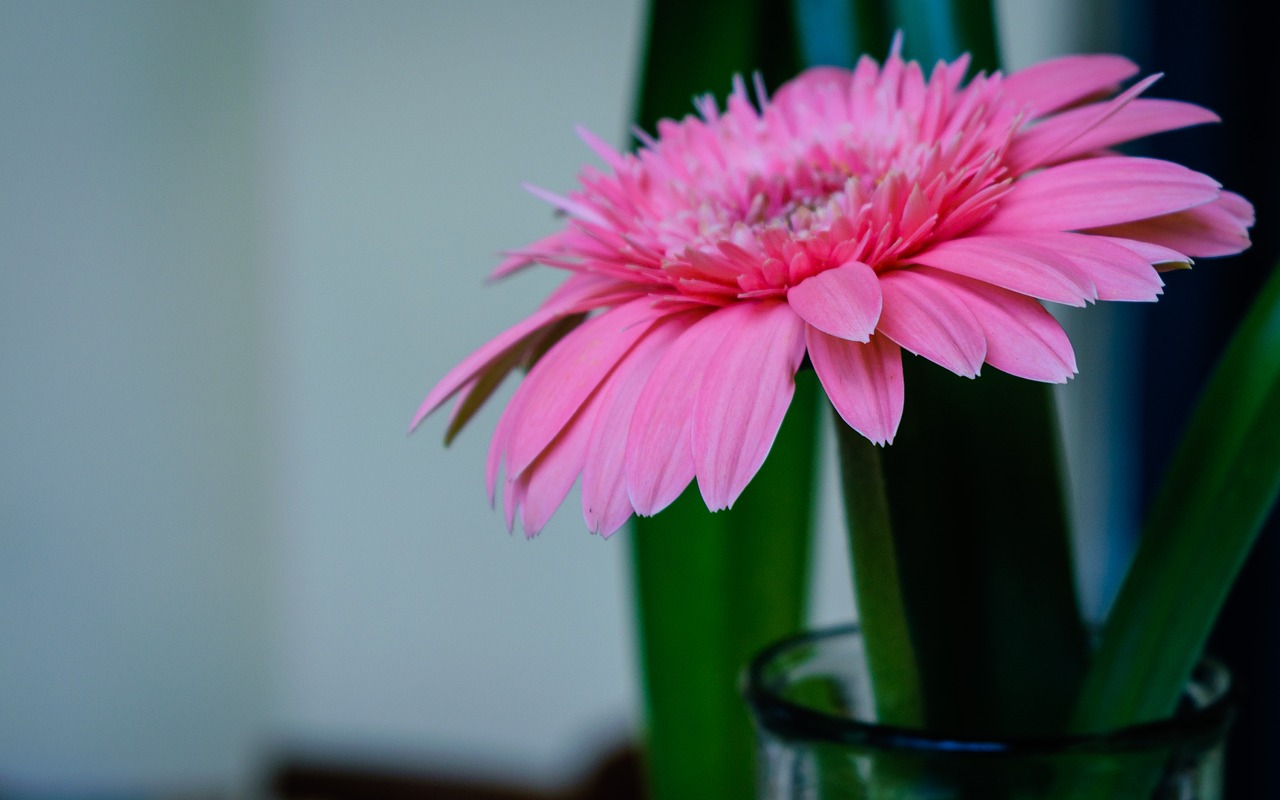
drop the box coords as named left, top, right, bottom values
left=877, top=269, right=987, bottom=378
left=444, top=350, right=519, bottom=446
left=412, top=272, right=619, bottom=430
left=946, top=275, right=1078, bottom=382
left=807, top=329, right=904, bottom=445
left=985, top=157, right=1222, bottom=233
left=505, top=298, right=658, bottom=479
left=1005, top=74, right=1163, bottom=172
left=491, top=231, right=570, bottom=280
left=412, top=306, right=573, bottom=431
left=517, top=394, right=603, bottom=537
left=1001, top=54, right=1139, bottom=117
left=1007, top=231, right=1165, bottom=302
left=625, top=309, right=721, bottom=516
left=1010, top=98, right=1218, bottom=172
left=580, top=312, right=699, bottom=536
left=503, top=467, right=523, bottom=532
left=521, top=183, right=609, bottom=227
left=911, top=235, right=1096, bottom=306
left=1087, top=191, right=1254, bottom=258
left=692, top=302, right=807, bottom=511
left=773, top=65, right=852, bottom=106
left=1098, top=236, right=1190, bottom=269
left=486, top=385, right=520, bottom=505
left=786, top=260, right=882, bottom=341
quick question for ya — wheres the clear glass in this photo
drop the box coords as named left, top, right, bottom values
left=743, top=625, right=1233, bottom=800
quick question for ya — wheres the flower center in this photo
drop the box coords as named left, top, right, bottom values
left=596, top=70, right=1024, bottom=304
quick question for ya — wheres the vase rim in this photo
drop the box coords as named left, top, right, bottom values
left=742, top=624, right=1234, bottom=757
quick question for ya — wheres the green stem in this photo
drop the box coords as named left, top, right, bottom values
left=872, top=0, right=1088, bottom=737
left=880, top=366, right=1090, bottom=736
left=834, top=411, right=923, bottom=726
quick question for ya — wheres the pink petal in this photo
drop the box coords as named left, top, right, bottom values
left=486, top=388, right=520, bottom=505
left=412, top=273, right=617, bottom=430
left=877, top=269, right=987, bottom=378
left=412, top=306, right=569, bottom=431
left=692, top=302, right=807, bottom=511
left=575, top=124, right=628, bottom=170
left=504, top=470, right=523, bottom=532
left=1013, top=232, right=1165, bottom=302
left=911, top=235, right=1096, bottom=306
left=491, top=231, right=568, bottom=280
left=773, top=66, right=852, bottom=105
left=786, top=260, right=882, bottom=341
left=807, top=329, right=904, bottom=445
left=1088, top=191, right=1254, bottom=258
left=625, top=309, right=722, bottom=516
left=985, top=157, right=1222, bottom=233
left=517, top=395, right=602, bottom=537
left=1219, top=190, right=1257, bottom=226
left=1004, top=74, right=1162, bottom=172
left=483, top=310, right=587, bottom=502
left=1001, top=54, right=1139, bottom=117
left=504, top=299, right=658, bottom=479
left=444, top=348, right=521, bottom=445
left=580, top=313, right=698, bottom=537
left=521, top=183, right=609, bottom=227
left=944, top=275, right=1077, bottom=382
left=1098, top=236, right=1190, bottom=268
left=1011, top=98, right=1218, bottom=171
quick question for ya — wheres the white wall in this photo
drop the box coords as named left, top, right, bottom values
left=0, top=1, right=1126, bottom=795
left=1, top=0, right=647, bottom=794
left=0, top=1, right=270, bottom=793
left=257, top=0, right=645, bottom=784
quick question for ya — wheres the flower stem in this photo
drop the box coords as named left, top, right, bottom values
left=879, top=366, right=1089, bottom=735
left=834, top=410, right=925, bottom=727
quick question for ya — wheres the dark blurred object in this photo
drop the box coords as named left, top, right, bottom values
left=269, top=745, right=644, bottom=800
left=1120, top=0, right=1280, bottom=796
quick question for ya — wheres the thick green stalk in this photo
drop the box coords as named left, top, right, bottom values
left=1073, top=261, right=1280, bottom=732
left=834, top=415, right=924, bottom=727
left=887, top=0, right=1000, bottom=69
left=879, top=368, right=1090, bottom=735
left=627, top=5, right=815, bottom=800
left=866, top=0, right=1090, bottom=737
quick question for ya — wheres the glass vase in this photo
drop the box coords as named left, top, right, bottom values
left=743, top=625, right=1233, bottom=800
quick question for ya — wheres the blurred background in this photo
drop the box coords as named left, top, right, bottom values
left=1, top=1, right=1273, bottom=798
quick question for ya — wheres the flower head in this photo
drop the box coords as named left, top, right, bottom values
left=414, top=42, right=1253, bottom=537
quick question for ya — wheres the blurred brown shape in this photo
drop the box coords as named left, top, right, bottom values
left=270, top=744, right=645, bottom=800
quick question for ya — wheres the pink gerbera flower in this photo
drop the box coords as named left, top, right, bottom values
left=413, top=42, right=1253, bottom=537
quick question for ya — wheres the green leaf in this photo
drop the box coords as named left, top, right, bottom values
left=1073, top=260, right=1280, bottom=732
left=633, top=0, right=799, bottom=132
